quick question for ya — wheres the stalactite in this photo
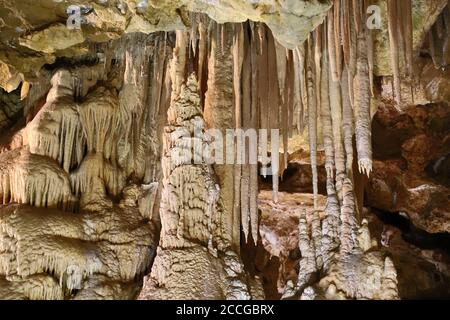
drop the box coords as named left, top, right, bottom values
left=0, top=148, right=75, bottom=209
left=320, top=27, right=334, bottom=180
left=341, top=67, right=354, bottom=175
left=333, top=0, right=342, bottom=80
left=267, top=29, right=280, bottom=201
left=232, top=24, right=247, bottom=242
left=354, top=31, right=372, bottom=177
left=282, top=51, right=290, bottom=172
left=327, top=11, right=339, bottom=82
left=401, top=2, right=414, bottom=101
left=258, top=24, right=269, bottom=131
left=329, top=71, right=345, bottom=201
left=286, top=51, right=295, bottom=139
left=249, top=27, right=259, bottom=245
left=198, top=21, right=207, bottom=91
left=387, top=0, right=402, bottom=106
left=341, top=0, right=351, bottom=69
left=25, top=71, right=86, bottom=173
left=307, top=36, right=319, bottom=210
left=240, top=26, right=252, bottom=243
left=296, top=44, right=308, bottom=133
left=351, top=0, right=361, bottom=35
left=314, top=27, right=322, bottom=149
left=348, top=1, right=357, bottom=107
left=293, top=49, right=302, bottom=133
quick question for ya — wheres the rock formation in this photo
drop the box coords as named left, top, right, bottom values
left=0, top=0, right=449, bottom=300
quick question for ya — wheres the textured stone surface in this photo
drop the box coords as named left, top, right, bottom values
left=0, top=0, right=331, bottom=91
left=372, top=0, right=447, bottom=76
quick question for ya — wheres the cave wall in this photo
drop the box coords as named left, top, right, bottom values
left=0, top=0, right=448, bottom=300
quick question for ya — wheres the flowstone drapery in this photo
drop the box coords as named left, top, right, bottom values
left=2, top=0, right=448, bottom=301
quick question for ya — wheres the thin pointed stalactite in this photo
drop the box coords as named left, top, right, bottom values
left=198, top=21, right=208, bottom=98
left=327, top=11, right=339, bottom=82
left=307, top=36, right=319, bottom=211
left=333, top=0, right=343, bottom=80
left=341, top=67, right=354, bottom=176
left=348, top=1, right=357, bottom=107
left=267, top=29, right=280, bottom=201
left=402, top=0, right=414, bottom=102
left=341, top=0, right=351, bottom=69
left=233, top=24, right=244, bottom=241
left=320, top=25, right=335, bottom=181
left=287, top=51, right=295, bottom=139
left=296, top=44, right=308, bottom=133
left=258, top=24, right=269, bottom=131
left=329, top=69, right=345, bottom=202
left=355, top=30, right=372, bottom=177
left=240, top=26, right=252, bottom=243
left=249, top=26, right=259, bottom=245
left=281, top=49, right=289, bottom=171
left=387, top=0, right=402, bottom=107
left=293, top=48, right=303, bottom=133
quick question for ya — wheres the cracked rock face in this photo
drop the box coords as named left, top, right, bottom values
left=368, top=102, right=450, bottom=235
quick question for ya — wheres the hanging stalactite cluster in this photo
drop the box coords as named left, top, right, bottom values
left=387, top=0, right=414, bottom=107
left=186, top=17, right=299, bottom=246
left=179, top=0, right=416, bottom=247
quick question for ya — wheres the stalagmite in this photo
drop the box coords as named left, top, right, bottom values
left=296, top=210, right=317, bottom=293
left=143, top=72, right=256, bottom=299
left=321, top=181, right=341, bottom=269
left=339, top=178, right=358, bottom=254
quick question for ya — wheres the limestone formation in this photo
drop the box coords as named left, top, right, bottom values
left=0, top=0, right=449, bottom=301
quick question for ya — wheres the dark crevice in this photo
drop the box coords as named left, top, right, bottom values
left=370, top=207, right=450, bottom=255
